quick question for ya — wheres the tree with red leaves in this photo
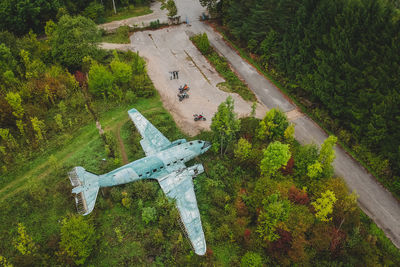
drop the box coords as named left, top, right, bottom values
left=281, top=156, right=294, bottom=175
left=244, top=228, right=251, bottom=242
left=270, top=228, right=292, bottom=254
left=235, top=196, right=249, bottom=217
left=288, top=186, right=310, bottom=205
left=330, top=227, right=346, bottom=256
left=74, top=71, right=87, bottom=87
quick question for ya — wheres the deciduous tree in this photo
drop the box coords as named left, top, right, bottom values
left=13, top=223, right=38, bottom=256
left=30, top=117, right=46, bottom=141
left=5, top=92, right=24, bottom=119
left=257, top=193, right=291, bottom=241
left=234, top=137, right=252, bottom=162
left=312, top=190, right=337, bottom=222
left=211, top=96, right=240, bottom=155
left=88, top=63, right=114, bottom=97
left=48, top=15, right=100, bottom=69
left=110, top=54, right=133, bottom=86
left=260, top=141, right=291, bottom=177
left=257, top=108, right=289, bottom=141
left=240, top=251, right=263, bottom=267
left=160, top=0, right=177, bottom=18
left=318, top=135, right=337, bottom=178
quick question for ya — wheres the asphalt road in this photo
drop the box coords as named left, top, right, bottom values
left=100, top=0, right=400, bottom=249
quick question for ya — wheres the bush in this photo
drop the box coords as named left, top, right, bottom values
left=88, top=63, right=114, bottom=96
left=150, top=19, right=160, bottom=29
left=59, top=215, right=97, bottom=265
left=240, top=251, right=263, bottom=267
left=193, top=33, right=211, bottom=54
left=142, top=206, right=157, bottom=225
left=125, top=90, right=137, bottom=104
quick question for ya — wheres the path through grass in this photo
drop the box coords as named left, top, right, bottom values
left=0, top=97, right=163, bottom=201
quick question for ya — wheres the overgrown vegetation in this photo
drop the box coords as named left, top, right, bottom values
left=191, top=33, right=257, bottom=102
left=2, top=90, right=399, bottom=265
left=1, top=2, right=400, bottom=265
left=101, top=26, right=131, bottom=44
left=103, top=4, right=152, bottom=23
left=0, top=0, right=153, bottom=35
left=203, top=0, right=400, bottom=198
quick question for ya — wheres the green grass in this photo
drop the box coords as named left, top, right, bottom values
left=0, top=95, right=185, bottom=262
left=101, top=31, right=131, bottom=44
left=103, top=6, right=152, bottom=23
left=190, top=35, right=257, bottom=102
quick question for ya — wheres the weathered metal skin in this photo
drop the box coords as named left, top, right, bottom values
left=68, top=108, right=211, bottom=256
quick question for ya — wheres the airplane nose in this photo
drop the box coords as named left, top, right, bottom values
left=202, top=141, right=211, bottom=150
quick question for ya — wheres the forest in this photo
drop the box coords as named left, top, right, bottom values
left=1, top=0, right=400, bottom=266
left=203, top=0, right=400, bottom=197
left=0, top=0, right=152, bottom=35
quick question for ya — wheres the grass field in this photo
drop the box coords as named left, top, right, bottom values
left=103, top=6, right=152, bottom=23
left=0, top=94, right=189, bottom=262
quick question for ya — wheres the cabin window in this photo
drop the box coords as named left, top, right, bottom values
left=198, top=141, right=202, bottom=144
left=189, top=142, right=193, bottom=145
left=146, top=171, right=150, bottom=175
left=153, top=169, right=157, bottom=172
left=167, top=163, right=171, bottom=166
left=173, top=161, right=177, bottom=164
left=160, top=166, right=164, bottom=169
left=180, top=159, right=184, bottom=161
left=139, top=174, right=143, bottom=177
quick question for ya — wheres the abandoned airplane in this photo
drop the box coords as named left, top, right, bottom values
left=68, top=108, right=211, bottom=255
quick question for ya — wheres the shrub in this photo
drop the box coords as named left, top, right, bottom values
left=142, top=207, right=157, bottom=225
left=149, top=19, right=160, bottom=29
left=240, top=251, right=263, bottom=267
left=59, top=215, right=97, bottom=265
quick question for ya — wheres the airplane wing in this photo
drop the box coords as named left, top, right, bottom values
left=158, top=166, right=206, bottom=255
left=128, top=108, right=171, bottom=156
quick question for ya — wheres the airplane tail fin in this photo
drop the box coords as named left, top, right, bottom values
left=68, top=167, right=100, bottom=216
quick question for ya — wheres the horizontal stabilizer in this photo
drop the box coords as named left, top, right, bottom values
left=68, top=167, right=100, bottom=216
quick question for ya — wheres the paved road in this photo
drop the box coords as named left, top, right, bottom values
left=100, top=0, right=400, bottom=248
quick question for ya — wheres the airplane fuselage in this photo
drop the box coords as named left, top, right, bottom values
left=98, top=140, right=208, bottom=187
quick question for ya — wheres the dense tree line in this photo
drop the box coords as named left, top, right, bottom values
left=209, top=0, right=400, bottom=191
left=0, top=0, right=151, bottom=35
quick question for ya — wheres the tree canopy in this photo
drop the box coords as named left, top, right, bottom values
left=48, top=15, right=101, bottom=69
left=218, top=0, right=400, bottom=190
left=211, top=96, right=241, bottom=155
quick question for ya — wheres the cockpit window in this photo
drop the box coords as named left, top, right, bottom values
left=198, top=141, right=202, bottom=144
